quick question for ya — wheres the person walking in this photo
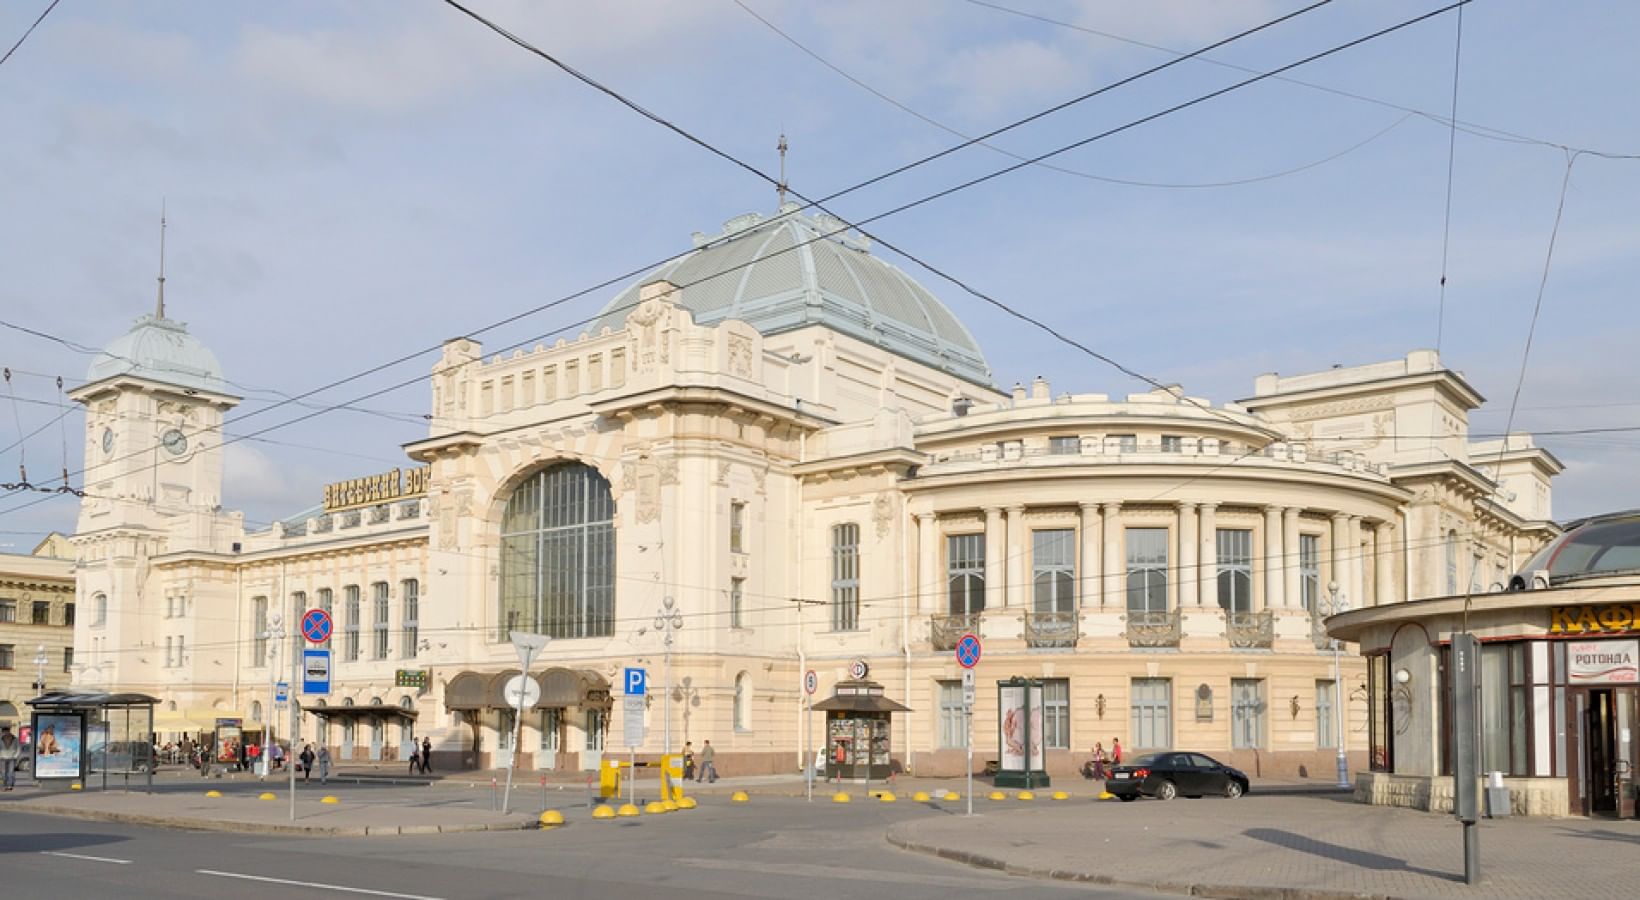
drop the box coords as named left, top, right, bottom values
left=0, top=726, right=21, bottom=791
left=682, top=741, right=696, bottom=781
left=270, top=741, right=285, bottom=772
left=1111, top=737, right=1123, bottom=766
left=697, top=739, right=717, bottom=783
left=1081, top=742, right=1109, bottom=780
left=299, top=744, right=316, bottom=782
left=420, top=736, right=432, bottom=774
left=408, top=741, right=421, bottom=775
left=317, top=745, right=332, bottom=784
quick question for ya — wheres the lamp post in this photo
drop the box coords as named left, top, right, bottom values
left=263, top=611, right=284, bottom=779
left=1325, top=582, right=1350, bottom=789
left=34, top=644, right=49, bottom=698
left=654, top=596, right=683, bottom=756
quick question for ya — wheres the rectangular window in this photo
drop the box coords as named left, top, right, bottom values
left=1480, top=643, right=1531, bottom=776
left=585, top=709, right=606, bottom=751
left=317, top=588, right=334, bottom=649
left=372, top=582, right=390, bottom=660
left=1130, top=678, right=1172, bottom=749
left=252, top=596, right=269, bottom=663
left=63, top=603, right=74, bottom=626
left=1032, top=529, right=1076, bottom=612
left=1042, top=678, right=1070, bottom=750
left=1048, top=436, right=1079, bottom=455
left=730, top=501, right=746, bottom=554
left=946, top=534, right=986, bottom=615
left=539, top=708, right=561, bottom=751
left=1125, top=527, right=1169, bottom=615
left=164, top=636, right=174, bottom=669
left=730, top=577, right=746, bottom=629
left=1113, top=434, right=1138, bottom=453
left=1161, top=435, right=1183, bottom=453
left=938, top=681, right=966, bottom=749
left=1217, top=529, right=1253, bottom=613
left=63, top=647, right=73, bottom=673
left=176, top=635, right=185, bottom=666
left=402, top=579, right=419, bottom=658
left=0, top=644, right=14, bottom=670
left=32, top=601, right=50, bottom=625
left=830, top=523, right=860, bottom=630
left=1471, top=551, right=1485, bottom=592
left=344, top=585, right=361, bottom=662
left=289, top=591, right=306, bottom=636
left=1231, top=679, right=1265, bottom=749
left=1316, top=680, right=1336, bottom=748
left=498, top=708, right=517, bottom=751
left=1299, top=534, right=1320, bottom=611
left=1368, top=655, right=1391, bottom=771
left=0, top=600, right=15, bottom=623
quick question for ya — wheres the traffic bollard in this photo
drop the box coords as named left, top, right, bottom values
left=491, top=776, right=498, bottom=811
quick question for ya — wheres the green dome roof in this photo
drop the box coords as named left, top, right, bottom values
left=85, top=313, right=229, bottom=395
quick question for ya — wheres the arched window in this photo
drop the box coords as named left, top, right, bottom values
left=499, top=462, right=616, bottom=639
left=93, top=593, right=108, bottom=627
left=251, top=700, right=263, bottom=723
left=733, top=672, right=750, bottom=731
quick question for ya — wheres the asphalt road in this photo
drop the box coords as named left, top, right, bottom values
left=0, top=799, right=1161, bottom=899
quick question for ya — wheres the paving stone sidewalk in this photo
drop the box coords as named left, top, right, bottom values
left=886, top=791, right=1640, bottom=899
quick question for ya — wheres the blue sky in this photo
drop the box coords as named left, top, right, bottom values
left=3, top=0, right=1639, bottom=547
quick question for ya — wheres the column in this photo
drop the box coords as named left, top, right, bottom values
left=1006, top=505, right=1027, bottom=609
left=1282, top=507, right=1302, bottom=610
left=1101, top=502, right=1123, bottom=608
left=1079, top=503, right=1101, bottom=608
left=1349, top=516, right=1365, bottom=611
left=1329, top=512, right=1349, bottom=607
left=1263, top=505, right=1284, bottom=611
left=983, top=507, right=1005, bottom=613
left=917, top=513, right=938, bottom=615
left=1375, top=521, right=1397, bottom=606
left=1197, top=502, right=1218, bottom=607
left=1177, top=502, right=1198, bottom=608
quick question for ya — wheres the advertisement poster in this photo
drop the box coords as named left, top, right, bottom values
left=1567, top=640, right=1639, bottom=684
left=215, top=718, right=244, bottom=764
left=1027, top=683, right=1045, bottom=772
left=999, top=684, right=1025, bottom=771
left=32, top=713, right=83, bottom=779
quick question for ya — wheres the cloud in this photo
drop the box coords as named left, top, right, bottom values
left=939, top=39, right=1088, bottom=116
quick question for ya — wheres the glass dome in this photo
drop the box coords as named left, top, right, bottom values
left=1510, top=511, right=1640, bottom=589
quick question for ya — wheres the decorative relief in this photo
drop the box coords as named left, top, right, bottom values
left=636, top=466, right=660, bottom=524
left=436, top=488, right=472, bottom=548
left=1288, top=396, right=1395, bottom=422
left=872, top=493, right=893, bottom=539
left=656, top=455, right=679, bottom=486
left=715, top=461, right=732, bottom=486
left=727, top=333, right=754, bottom=378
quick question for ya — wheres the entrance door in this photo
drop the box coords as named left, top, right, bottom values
left=369, top=719, right=383, bottom=761
left=1585, top=690, right=1618, bottom=815
left=341, top=720, right=355, bottom=760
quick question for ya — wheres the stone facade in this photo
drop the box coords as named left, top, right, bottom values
left=0, top=535, right=77, bottom=730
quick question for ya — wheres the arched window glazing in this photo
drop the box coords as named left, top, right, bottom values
left=499, top=463, right=616, bottom=639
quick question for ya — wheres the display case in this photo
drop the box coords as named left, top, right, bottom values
left=826, top=711, right=893, bottom=780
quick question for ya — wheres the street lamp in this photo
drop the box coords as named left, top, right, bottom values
left=1325, top=581, right=1350, bottom=789
left=263, top=611, right=284, bottom=779
left=654, top=596, right=683, bottom=756
left=34, top=644, right=49, bottom=698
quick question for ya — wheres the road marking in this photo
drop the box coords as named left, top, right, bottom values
left=40, top=851, right=132, bottom=865
left=195, top=870, right=445, bottom=899
left=677, top=857, right=1012, bottom=890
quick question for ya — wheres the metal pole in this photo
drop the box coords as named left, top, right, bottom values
left=1463, top=821, right=1480, bottom=884
left=501, top=646, right=536, bottom=815
left=663, top=636, right=672, bottom=759
left=805, top=692, right=812, bottom=802
left=1333, top=639, right=1349, bottom=788
left=965, top=705, right=973, bottom=816
left=290, top=623, right=299, bottom=821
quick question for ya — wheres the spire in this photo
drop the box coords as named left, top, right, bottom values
left=776, top=133, right=788, bottom=207
left=155, top=201, right=167, bottom=320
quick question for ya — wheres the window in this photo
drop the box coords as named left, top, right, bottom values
left=1231, top=679, right=1264, bottom=749
left=372, top=582, right=390, bottom=660
left=317, top=588, right=333, bottom=648
left=1368, top=655, right=1391, bottom=771
left=1043, top=679, right=1070, bottom=750
left=175, top=635, right=185, bottom=666
left=730, top=578, right=746, bottom=630
left=0, top=600, right=14, bottom=623
left=734, top=673, right=750, bottom=731
left=730, top=501, right=746, bottom=554
left=1032, top=529, right=1076, bottom=612
left=63, top=603, right=74, bottom=626
left=1216, top=529, right=1253, bottom=613
left=402, top=580, right=419, bottom=658
left=946, top=534, right=985, bottom=615
left=499, top=463, right=617, bottom=640
left=93, top=593, right=107, bottom=627
left=539, top=709, right=561, bottom=751
left=252, top=596, right=269, bottom=662
left=1048, top=436, right=1079, bottom=455
left=344, top=585, right=361, bottom=661
left=62, top=647, right=73, bottom=673
left=1445, top=530, right=1459, bottom=595
left=1480, top=643, right=1530, bottom=776
left=1125, top=528, right=1169, bottom=615
left=1471, top=551, right=1485, bottom=592
left=1316, top=680, right=1336, bottom=748
left=585, top=709, right=606, bottom=751
left=1113, top=434, right=1137, bottom=453
left=498, top=708, right=517, bottom=750
left=164, top=636, right=174, bottom=668
left=830, top=524, right=859, bottom=630
left=251, top=700, right=263, bottom=724
left=0, top=644, right=13, bottom=669
left=938, top=681, right=966, bottom=749
left=32, top=601, right=50, bottom=625
left=290, top=591, right=306, bottom=632
left=1299, top=535, right=1320, bottom=611
left=1130, top=678, right=1171, bottom=749
left=1161, top=435, right=1183, bottom=453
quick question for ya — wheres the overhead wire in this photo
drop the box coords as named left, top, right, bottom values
left=0, top=0, right=59, bottom=69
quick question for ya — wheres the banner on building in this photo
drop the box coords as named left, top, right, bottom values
left=1567, top=639, right=1639, bottom=684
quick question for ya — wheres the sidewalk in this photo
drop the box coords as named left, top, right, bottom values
left=886, top=791, right=1640, bottom=899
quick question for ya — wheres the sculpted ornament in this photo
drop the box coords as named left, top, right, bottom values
left=727, top=333, right=754, bottom=378
left=873, top=493, right=893, bottom=539
left=657, top=456, right=679, bottom=486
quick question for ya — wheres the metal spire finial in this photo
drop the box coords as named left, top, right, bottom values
left=776, top=133, right=788, bottom=207
left=155, top=201, right=167, bottom=320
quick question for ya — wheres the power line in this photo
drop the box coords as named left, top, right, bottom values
left=1433, top=2, right=1465, bottom=354
left=0, top=0, right=59, bottom=69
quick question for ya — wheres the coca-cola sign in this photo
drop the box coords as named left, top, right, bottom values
left=1567, top=639, right=1639, bottom=684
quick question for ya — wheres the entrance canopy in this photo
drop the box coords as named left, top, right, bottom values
left=444, top=667, right=611, bottom=711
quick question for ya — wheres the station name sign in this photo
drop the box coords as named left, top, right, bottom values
left=395, top=669, right=430, bottom=689
left=323, top=466, right=430, bottom=513
left=1548, top=603, right=1640, bottom=636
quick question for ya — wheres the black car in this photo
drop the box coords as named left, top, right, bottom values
left=1106, top=751, right=1249, bottom=801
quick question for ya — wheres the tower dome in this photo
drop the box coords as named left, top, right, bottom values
left=593, top=206, right=993, bottom=386
left=85, top=313, right=229, bottom=395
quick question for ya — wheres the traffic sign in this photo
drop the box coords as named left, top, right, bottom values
left=623, top=696, right=646, bottom=748
left=955, top=633, right=982, bottom=668
left=301, top=608, right=333, bottom=644
left=503, top=674, right=542, bottom=709
left=624, top=667, right=647, bottom=696
left=961, top=670, right=976, bottom=707
left=302, top=649, right=331, bottom=694
left=274, top=682, right=290, bottom=705
left=803, top=670, right=818, bottom=696
left=849, top=658, right=870, bottom=679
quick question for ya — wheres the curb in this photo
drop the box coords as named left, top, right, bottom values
left=16, top=804, right=534, bottom=837
left=884, top=829, right=1394, bottom=900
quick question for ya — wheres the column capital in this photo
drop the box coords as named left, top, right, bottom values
left=1331, top=511, right=1349, bottom=523
left=1100, top=500, right=1123, bottom=514
left=1176, top=500, right=1199, bottom=511
left=1262, top=503, right=1285, bottom=515
left=984, top=506, right=1004, bottom=518
left=1079, top=500, right=1102, bottom=513
left=1198, top=501, right=1219, bottom=512
left=916, top=511, right=937, bottom=524
left=1006, top=504, right=1026, bottom=516
left=1283, top=506, right=1302, bottom=521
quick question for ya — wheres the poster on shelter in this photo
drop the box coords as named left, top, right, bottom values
left=32, top=713, right=83, bottom=778
left=1027, top=683, right=1045, bottom=771
left=215, top=718, right=244, bottom=764
left=999, top=684, right=1025, bottom=770
left=1567, top=640, right=1639, bottom=684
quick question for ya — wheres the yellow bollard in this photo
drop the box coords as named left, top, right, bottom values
left=70, top=783, right=82, bottom=791
left=1098, top=791, right=1117, bottom=800
left=644, top=801, right=668, bottom=814
left=730, top=790, right=750, bottom=803
left=321, top=795, right=341, bottom=805
left=988, top=791, right=1006, bottom=801
left=258, top=792, right=277, bottom=801
left=1017, top=790, right=1036, bottom=801
left=912, top=791, right=931, bottom=802
left=1051, top=791, right=1070, bottom=801
left=677, top=797, right=698, bottom=809
left=538, top=810, right=565, bottom=827
left=205, top=790, right=223, bottom=798
left=831, top=792, right=851, bottom=803
left=943, top=791, right=960, bottom=801
left=592, top=805, right=616, bottom=819
left=661, top=799, right=679, bottom=812
left=617, top=803, right=641, bottom=817
left=877, top=791, right=897, bottom=803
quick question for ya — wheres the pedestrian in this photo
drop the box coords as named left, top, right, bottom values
left=248, top=740, right=262, bottom=776
left=408, top=742, right=421, bottom=775
left=317, top=745, right=332, bottom=784
left=0, top=726, right=21, bottom=791
left=1081, top=742, right=1110, bottom=780
left=682, top=741, right=696, bottom=781
left=420, top=736, right=432, bottom=774
left=299, top=744, right=315, bottom=782
left=832, top=738, right=847, bottom=782
left=238, top=739, right=249, bottom=772
left=1111, top=737, right=1122, bottom=766
left=270, top=741, right=285, bottom=772
left=697, top=739, right=717, bottom=783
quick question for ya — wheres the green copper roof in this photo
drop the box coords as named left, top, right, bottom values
left=85, top=313, right=231, bottom=396
left=592, top=206, right=993, bottom=387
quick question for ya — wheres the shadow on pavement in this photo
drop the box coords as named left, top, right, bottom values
left=0, top=832, right=130, bottom=854
left=1243, top=827, right=1461, bottom=882
left=1559, top=827, right=1640, bottom=845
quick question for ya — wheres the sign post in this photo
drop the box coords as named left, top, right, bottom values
left=503, top=632, right=551, bottom=815
left=623, top=667, right=646, bottom=806
left=295, top=606, right=333, bottom=823
left=803, top=669, right=817, bottom=802
left=1451, top=632, right=1481, bottom=885
left=955, top=633, right=981, bottom=817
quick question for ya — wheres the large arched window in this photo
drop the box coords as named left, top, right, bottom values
left=500, top=462, right=616, bottom=639
left=734, top=672, right=751, bottom=731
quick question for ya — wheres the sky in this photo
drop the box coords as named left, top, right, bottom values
left=3, top=0, right=1639, bottom=548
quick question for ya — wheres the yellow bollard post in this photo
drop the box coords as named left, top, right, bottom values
left=205, top=790, right=223, bottom=798
left=1017, top=790, right=1036, bottom=801
left=730, top=790, right=750, bottom=803
left=831, top=792, right=851, bottom=803
left=912, top=791, right=931, bottom=802
left=987, top=790, right=1006, bottom=801
left=538, top=810, right=565, bottom=827
left=644, top=801, right=668, bottom=814
left=942, top=791, right=960, bottom=801
left=877, top=791, right=897, bottom=803
left=321, top=795, right=341, bottom=804
left=616, top=802, right=641, bottom=817
left=592, top=805, right=616, bottom=819
left=1051, top=791, right=1070, bottom=801
left=677, top=796, right=698, bottom=810
left=258, top=792, right=277, bottom=801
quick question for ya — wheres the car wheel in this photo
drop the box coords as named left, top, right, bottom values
left=1225, top=780, right=1244, bottom=799
left=1156, top=780, right=1177, bottom=801
left=1118, top=795, right=1136, bottom=802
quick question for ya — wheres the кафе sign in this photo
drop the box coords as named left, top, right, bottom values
left=1548, top=603, right=1640, bottom=636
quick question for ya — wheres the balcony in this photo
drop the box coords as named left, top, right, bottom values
left=1123, top=609, right=1182, bottom=648
left=1024, top=610, right=1079, bottom=649
left=1225, top=610, right=1275, bottom=649
left=930, top=613, right=983, bottom=651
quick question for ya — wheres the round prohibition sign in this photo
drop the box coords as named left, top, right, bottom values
left=301, top=608, right=334, bottom=644
left=955, top=633, right=982, bottom=668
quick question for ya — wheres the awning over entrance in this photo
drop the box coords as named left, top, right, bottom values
left=812, top=679, right=912, bottom=713
left=308, top=704, right=418, bottom=722
left=442, top=667, right=611, bottom=711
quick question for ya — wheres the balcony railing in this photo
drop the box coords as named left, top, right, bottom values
left=1024, top=610, right=1079, bottom=648
left=1225, top=610, right=1275, bottom=649
left=1123, top=609, right=1182, bottom=648
left=930, top=613, right=983, bottom=651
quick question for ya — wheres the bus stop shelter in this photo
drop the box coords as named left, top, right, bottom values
left=26, top=691, right=158, bottom=793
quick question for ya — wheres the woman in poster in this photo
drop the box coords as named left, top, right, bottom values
left=32, top=716, right=83, bottom=779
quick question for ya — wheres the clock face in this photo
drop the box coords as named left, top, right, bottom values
left=161, top=428, right=189, bottom=456
left=101, top=427, right=114, bottom=454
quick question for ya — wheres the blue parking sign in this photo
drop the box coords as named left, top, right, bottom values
left=624, top=667, right=646, bottom=696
